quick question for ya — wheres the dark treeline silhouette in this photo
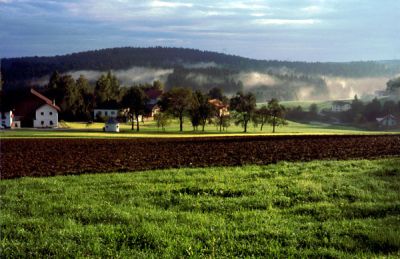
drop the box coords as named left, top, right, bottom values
left=2, top=47, right=400, bottom=90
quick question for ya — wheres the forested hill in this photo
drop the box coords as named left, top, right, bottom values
left=2, top=47, right=400, bottom=89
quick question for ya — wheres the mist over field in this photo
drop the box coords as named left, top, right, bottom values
left=28, top=64, right=392, bottom=101
left=69, top=67, right=173, bottom=85
left=324, top=76, right=389, bottom=100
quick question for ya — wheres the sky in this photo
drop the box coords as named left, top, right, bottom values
left=0, top=0, right=399, bottom=61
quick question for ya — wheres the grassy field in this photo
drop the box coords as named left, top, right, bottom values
left=1, top=158, right=399, bottom=257
left=1, top=119, right=396, bottom=138
left=258, top=100, right=337, bottom=111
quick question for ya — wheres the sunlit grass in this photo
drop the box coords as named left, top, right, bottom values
left=1, top=119, right=396, bottom=138
left=1, top=158, right=399, bottom=257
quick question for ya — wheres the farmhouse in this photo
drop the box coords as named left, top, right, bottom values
left=144, top=87, right=163, bottom=120
left=376, top=114, right=397, bottom=128
left=208, top=99, right=230, bottom=116
left=93, top=100, right=120, bottom=120
left=331, top=101, right=351, bottom=112
left=104, top=117, right=120, bottom=132
left=11, top=89, right=60, bottom=128
left=1, top=111, right=14, bottom=128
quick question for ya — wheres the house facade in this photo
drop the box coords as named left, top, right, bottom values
left=331, top=101, right=351, bottom=112
left=93, top=109, right=119, bottom=119
left=33, top=104, right=59, bottom=128
left=376, top=114, right=397, bottom=128
left=1, top=111, right=13, bottom=128
left=10, top=89, right=60, bottom=128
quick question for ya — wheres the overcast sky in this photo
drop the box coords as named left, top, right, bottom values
left=0, top=0, right=399, bottom=61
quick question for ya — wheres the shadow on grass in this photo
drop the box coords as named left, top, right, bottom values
left=369, top=158, right=400, bottom=180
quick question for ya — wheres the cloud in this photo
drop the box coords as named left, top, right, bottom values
left=253, top=19, right=319, bottom=26
left=150, top=1, right=193, bottom=8
left=1, top=0, right=399, bottom=61
left=301, top=5, right=322, bottom=13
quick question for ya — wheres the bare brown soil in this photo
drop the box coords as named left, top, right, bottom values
left=1, top=135, right=399, bottom=179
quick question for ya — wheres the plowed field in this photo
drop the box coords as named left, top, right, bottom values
left=1, top=135, right=400, bottom=179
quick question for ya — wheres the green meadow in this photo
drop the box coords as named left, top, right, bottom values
left=1, top=158, right=399, bottom=257
left=1, top=119, right=396, bottom=138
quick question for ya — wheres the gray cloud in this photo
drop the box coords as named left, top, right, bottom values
left=1, top=0, right=399, bottom=61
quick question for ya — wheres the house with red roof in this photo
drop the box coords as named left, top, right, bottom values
left=12, top=89, right=61, bottom=128
left=208, top=99, right=230, bottom=117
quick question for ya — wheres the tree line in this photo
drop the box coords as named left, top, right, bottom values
left=5, top=70, right=286, bottom=132
left=131, top=86, right=287, bottom=133
left=2, top=47, right=399, bottom=90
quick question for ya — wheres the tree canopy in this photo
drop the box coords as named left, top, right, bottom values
left=230, top=91, right=257, bottom=132
left=159, top=87, right=193, bottom=132
left=121, top=86, right=149, bottom=131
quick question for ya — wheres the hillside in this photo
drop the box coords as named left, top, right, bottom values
left=2, top=47, right=400, bottom=101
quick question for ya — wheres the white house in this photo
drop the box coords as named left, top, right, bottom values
left=376, top=114, right=397, bottom=128
left=1, top=111, right=13, bottom=128
left=94, top=109, right=119, bottom=119
left=10, top=89, right=60, bottom=128
left=33, top=104, right=59, bottom=128
left=331, top=101, right=351, bottom=112
left=104, top=118, right=120, bottom=132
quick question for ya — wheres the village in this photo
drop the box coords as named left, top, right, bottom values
left=1, top=86, right=398, bottom=133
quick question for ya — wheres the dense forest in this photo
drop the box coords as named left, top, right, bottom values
left=2, top=47, right=400, bottom=87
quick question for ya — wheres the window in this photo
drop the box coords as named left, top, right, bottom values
left=50, top=120, right=53, bottom=125
left=105, top=111, right=108, bottom=116
left=41, top=112, right=44, bottom=116
left=41, top=121, right=44, bottom=125
left=111, top=111, right=115, bottom=115
left=49, top=112, right=53, bottom=115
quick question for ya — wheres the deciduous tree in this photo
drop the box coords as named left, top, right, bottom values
left=267, top=98, right=287, bottom=133
left=190, top=91, right=213, bottom=131
left=122, top=86, right=149, bottom=131
left=159, top=87, right=192, bottom=132
left=253, top=105, right=270, bottom=131
left=94, top=71, right=121, bottom=106
left=230, top=91, right=256, bottom=132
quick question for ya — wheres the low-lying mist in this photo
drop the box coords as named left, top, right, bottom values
left=236, top=71, right=390, bottom=101
left=29, top=63, right=392, bottom=101
left=324, top=76, right=388, bottom=99
left=31, top=67, right=173, bottom=87
left=68, top=67, right=173, bottom=86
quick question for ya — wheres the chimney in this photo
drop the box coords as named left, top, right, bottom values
left=53, top=99, right=56, bottom=105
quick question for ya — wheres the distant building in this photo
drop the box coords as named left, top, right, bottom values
left=11, top=89, right=60, bottom=128
left=94, top=109, right=119, bottom=119
left=93, top=100, right=120, bottom=120
left=376, top=114, right=397, bottom=128
left=208, top=99, right=230, bottom=116
left=104, top=118, right=120, bottom=132
left=144, top=87, right=163, bottom=120
left=331, top=101, right=351, bottom=112
left=1, top=111, right=13, bottom=128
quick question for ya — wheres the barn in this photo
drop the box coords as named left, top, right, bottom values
left=11, top=89, right=61, bottom=128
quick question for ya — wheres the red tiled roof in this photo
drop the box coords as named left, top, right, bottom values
left=30, top=89, right=61, bottom=111
left=208, top=99, right=229, bottom=109
left=145, top=88, right=163, bottom=100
